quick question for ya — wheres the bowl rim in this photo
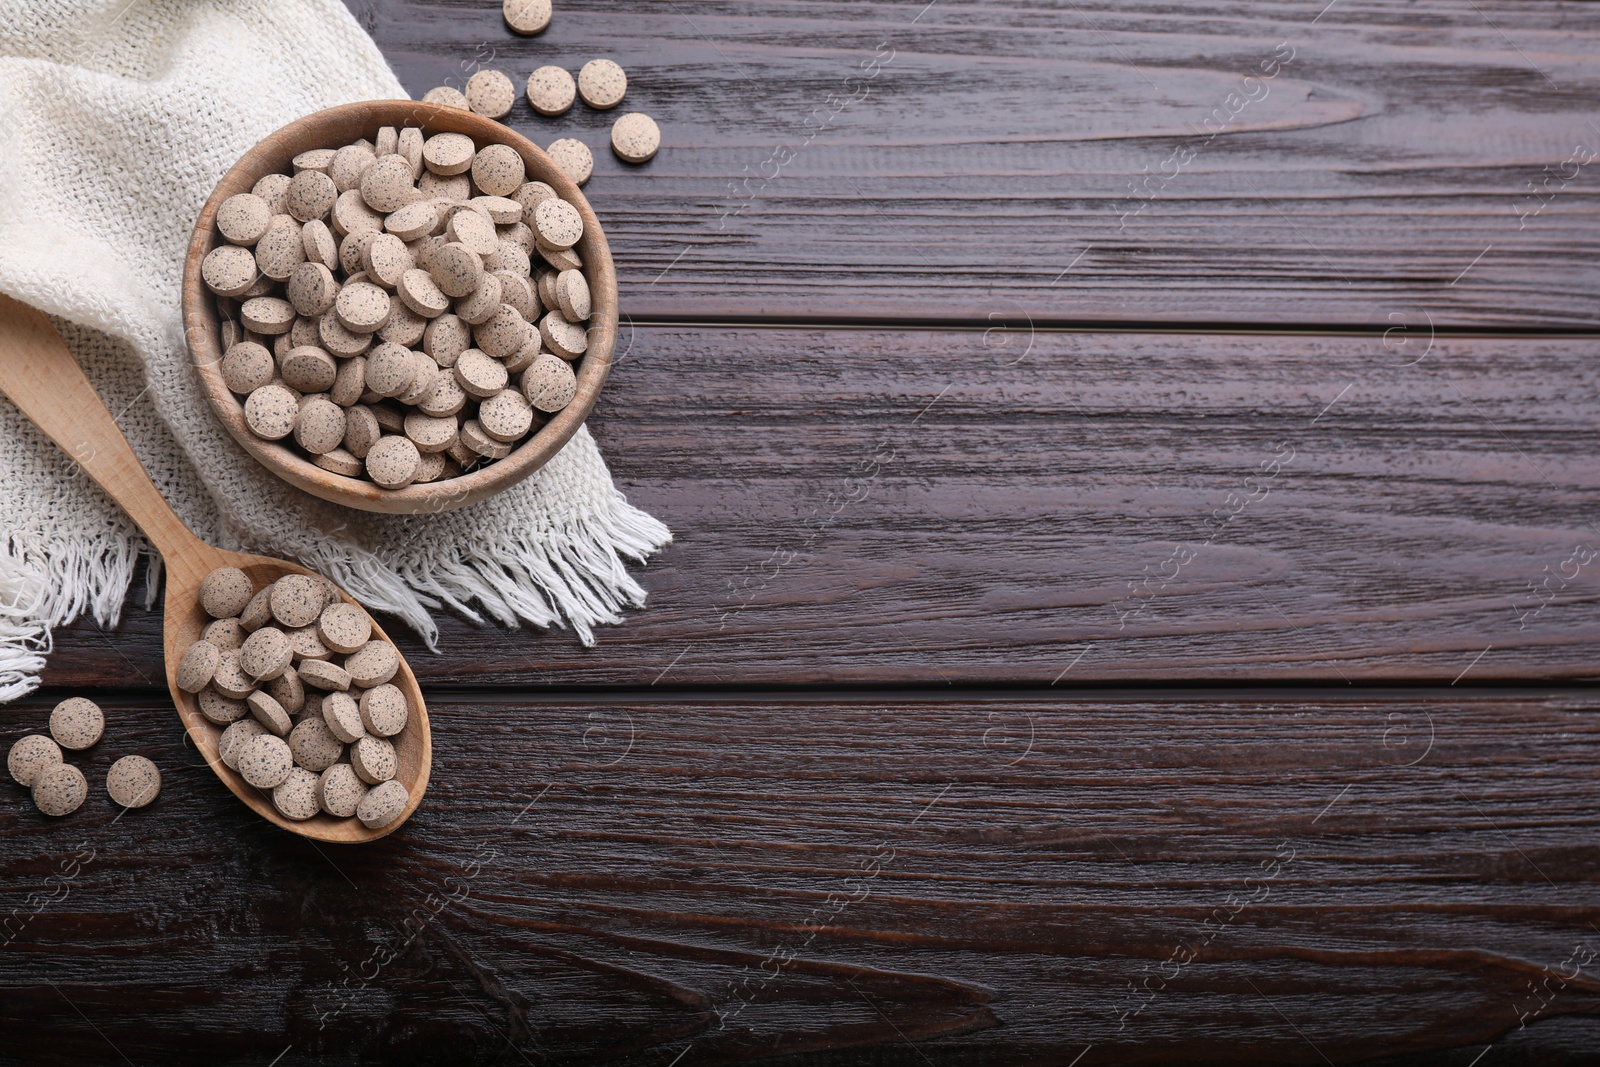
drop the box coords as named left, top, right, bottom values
left=182, top=99, right=616, bottom=515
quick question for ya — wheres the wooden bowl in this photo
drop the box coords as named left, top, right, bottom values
left=181, top=100, right=616, bottom=514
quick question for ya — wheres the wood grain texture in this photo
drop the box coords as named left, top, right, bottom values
left=5, top=689, right=1600, bottom=1064
left=47, top=325, right=1600, bottom=687
left=344, top=0, right=1600, bottom=327
left=14, top=3, right=1600, bottom=1062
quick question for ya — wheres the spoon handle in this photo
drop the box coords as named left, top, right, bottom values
left=0, top=295, right=205, bottom=563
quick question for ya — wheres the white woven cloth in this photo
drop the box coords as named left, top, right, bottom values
left=0, top=0, right=670, bottom=700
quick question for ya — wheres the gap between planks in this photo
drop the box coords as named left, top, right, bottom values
left=625, top=313, right=1600, bottom=339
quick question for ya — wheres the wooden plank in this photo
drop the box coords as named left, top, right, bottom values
left=344, top=0, right=1600, bottom=327
left=5, top=688, right=1599, bottom=1062
left=45, top=326, right=1600, bottom=688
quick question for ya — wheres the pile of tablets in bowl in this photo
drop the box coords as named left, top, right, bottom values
left=202, top=125, right=590, bottom=490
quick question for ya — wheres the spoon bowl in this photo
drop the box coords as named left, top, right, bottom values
left=164, top=548, right=430, bottom=842
left=0, top=295, right=430, bottom=842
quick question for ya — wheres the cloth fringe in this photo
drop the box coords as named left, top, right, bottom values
left=0, top=489, right=670, bottom=687
left=283, top=490, right=672, bottom=649
left=0, top=528, right=142, bottom=700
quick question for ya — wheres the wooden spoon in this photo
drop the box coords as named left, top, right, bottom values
left=0, top=296, right=430, bottom=842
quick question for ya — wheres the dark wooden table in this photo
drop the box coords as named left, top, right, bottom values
left=6, top=1, right=1600, bottom=1062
